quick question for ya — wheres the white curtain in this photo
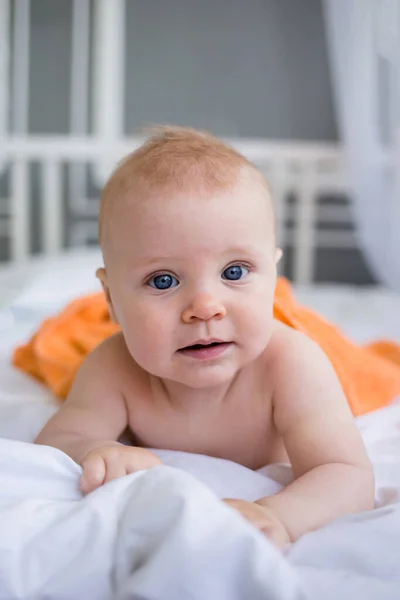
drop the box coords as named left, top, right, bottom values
left=323, top=0, right=400, bottom=290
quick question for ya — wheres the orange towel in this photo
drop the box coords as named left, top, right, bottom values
left=12, top=278, right=400, bottom=416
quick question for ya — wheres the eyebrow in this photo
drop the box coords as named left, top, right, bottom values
left=134, top=255, right=179, bottom=268
left=134, top=246, right=265, bottom=267
left=223, top=245, right=265, bottom=257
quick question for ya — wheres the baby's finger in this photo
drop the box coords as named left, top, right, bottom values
left=103, top=457, right=128, bottom=484
left=260, top=523, right=290, bottom=549
left=270, top=529, right=290, bottom=550
left=80, top=455, right=106, bottom=494
left=125, top=449, right=162, bottom=473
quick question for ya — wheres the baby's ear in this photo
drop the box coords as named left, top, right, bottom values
left=95, top=267, right=108, bottom=295
left=275, top=248, right=283, bottom=264
left=96, top=267, right=119, bottom=323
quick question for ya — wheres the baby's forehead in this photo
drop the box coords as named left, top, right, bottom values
left=100, top=164, right=274, bottom=255
left=118, top=185, right=272, bottom=237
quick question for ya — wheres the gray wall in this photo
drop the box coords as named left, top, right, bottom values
left=28, top=0, right=337, bottom=139
left=3, top=0, right=374, bottom=283
left=124, top=0, right=337, bottom=140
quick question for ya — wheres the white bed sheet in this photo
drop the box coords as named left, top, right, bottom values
left=1, top=249, right=400, bottom=599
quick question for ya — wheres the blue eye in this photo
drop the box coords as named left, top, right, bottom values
left=222, top=265, right=249, bottom=281
left=148, top=273, right=179, bottom=290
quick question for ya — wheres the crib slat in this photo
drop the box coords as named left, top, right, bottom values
left=68, top=0, right=91, bottom=217
left=10, top=159, right=29, bottom=261
left=92, top=0, right=126, bottom=185
left=293, top=164, right=317, bottom=284
left=42, top=161, right=63, bottom=255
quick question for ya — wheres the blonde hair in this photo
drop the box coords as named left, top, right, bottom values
left=98, top=125, right=270, bottom=247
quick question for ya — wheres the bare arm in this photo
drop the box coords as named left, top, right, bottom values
left=36, top=335, right=161, bottom=493
left=35, top=336, right=128, bottom=463
left=257, top=329, right=374, bottom=542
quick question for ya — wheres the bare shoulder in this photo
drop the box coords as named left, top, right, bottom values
left=83, top=331, right=136, bottom=372
left=264, top=319, right=351, bottom=431
left=68, top=331, right=145, bottom=406
left=265, top=319, right=326, bottom=374
left=75, top=331, right=128, bottom=381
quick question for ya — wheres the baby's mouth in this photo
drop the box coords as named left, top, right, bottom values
left=183, top=342, right=221, bottom=350
left=178, top=340, right=232, bottom=360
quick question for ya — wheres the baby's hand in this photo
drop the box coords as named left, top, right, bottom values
left=80, top=444, right=162, bottom=494
left=223, top=498, right=290, bottom=549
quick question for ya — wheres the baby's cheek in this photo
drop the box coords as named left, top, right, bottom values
left=125, top=309, right=171, bottom=361
left=242, top=296, right=274, bottom=342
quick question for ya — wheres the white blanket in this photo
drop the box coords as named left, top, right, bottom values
left=1, top=251, right=400, bottom=599
left=1, top=393, right=400, bottom=600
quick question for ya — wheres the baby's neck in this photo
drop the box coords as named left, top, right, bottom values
left=150, top=373, right=241, bottom=413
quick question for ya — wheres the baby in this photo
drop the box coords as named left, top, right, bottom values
left=36, top=126, right=374, bottom=548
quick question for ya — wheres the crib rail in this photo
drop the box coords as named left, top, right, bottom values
left=0, top=135, right=349, bottom=284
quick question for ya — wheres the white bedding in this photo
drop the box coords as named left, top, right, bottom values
left=1, top=249, right=400, bottom=600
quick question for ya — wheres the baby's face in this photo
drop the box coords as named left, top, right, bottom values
left=102, top=180, right=278, bottom=389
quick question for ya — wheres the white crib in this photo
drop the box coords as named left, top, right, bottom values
left=0, top=0, right=355, bottom=285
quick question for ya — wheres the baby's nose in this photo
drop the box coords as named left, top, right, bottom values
left=181, top=292, right=227, bottom=323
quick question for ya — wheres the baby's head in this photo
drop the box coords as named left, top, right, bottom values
left=97, top=126, right=281, bottom=389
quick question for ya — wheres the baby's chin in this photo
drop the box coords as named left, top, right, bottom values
left=163, top=361, right=244, bottom=391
